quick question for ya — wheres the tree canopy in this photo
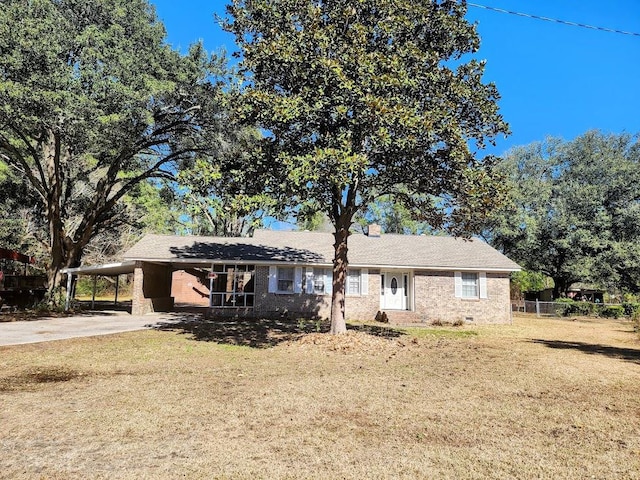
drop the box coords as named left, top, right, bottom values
left=225, top=0, right=509, bottom=332
left=486, top=131, right=640, bottom=297
left=0, top=0, right=228, bottom=292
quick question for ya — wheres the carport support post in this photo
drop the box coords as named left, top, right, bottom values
left=64, top=273, right=73, bottom=311
left=114, top=274, right=119, bottom=306
left=209, top=263, right=214, bottom=308
left=92, top=275, right=97, bottom=310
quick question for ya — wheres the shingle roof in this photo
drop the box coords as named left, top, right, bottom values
left=123, top=230, right=520, bottom=272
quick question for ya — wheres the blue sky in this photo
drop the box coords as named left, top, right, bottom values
left=150, top=1, right=640, bottom=157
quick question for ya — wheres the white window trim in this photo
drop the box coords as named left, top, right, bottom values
left=305, top=267, right=332, bottom=295
left=268, top=266, right=303, bottom=294
left=454, top=271, right=488, bottom=299
left=346, top=268, right=368, bottom=296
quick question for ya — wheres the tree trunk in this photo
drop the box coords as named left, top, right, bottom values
left=330, top=220, right=350, bottom=334
left=46, top=240, right=83, bottom=300
left=552, top=277, right=568, bottom=299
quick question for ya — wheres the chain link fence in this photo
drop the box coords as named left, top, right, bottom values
left=512, top=300, right=630, bottom=318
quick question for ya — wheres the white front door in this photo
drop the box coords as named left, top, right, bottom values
left=381, top=271, right=407, bottom=310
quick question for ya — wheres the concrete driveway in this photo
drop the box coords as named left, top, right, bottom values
left=0, top=311, right=183, bottom=346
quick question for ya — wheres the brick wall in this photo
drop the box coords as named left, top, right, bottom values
left=172, top=270, right=210, bottom=306
left=131, top=261, right=174, bottom=315
left=216, top=266, right=511, bottom=324
left=414, top=271, right=511, bottom=324
left=252, top=266, right=381, bottom=321
left=345, top=269, right=381, bottom=321
left=253, top=266, right=330, bottom=318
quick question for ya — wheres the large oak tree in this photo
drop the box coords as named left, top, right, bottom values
left=0, top=0, right=227, bottom=294
left=486, top=131, right=640, bottom=297
left=225, top=0, right=509, bottom=333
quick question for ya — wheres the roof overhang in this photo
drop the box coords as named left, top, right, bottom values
left=61, top=261, right=137, bottom=277
left=124, top=257, right=520, bottom=273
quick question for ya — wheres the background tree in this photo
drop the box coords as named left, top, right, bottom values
left=486, top=131, right=640, bottom=297
left=0, top=166, right=43, bottom=261
left=354, top=195, right=436, bottom=235
left=0, top=0, right=229, bottom=295
left=176, top=127, right=275, bottom=237
left=226, top=0, right=509, bottom=333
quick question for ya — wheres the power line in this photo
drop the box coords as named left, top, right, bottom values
left=467, top=2, right=640, bottom=38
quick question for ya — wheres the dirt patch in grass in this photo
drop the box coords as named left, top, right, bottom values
left=1, top=314, right=639, bottom=479
left=0, top=366, right=88, bottom=392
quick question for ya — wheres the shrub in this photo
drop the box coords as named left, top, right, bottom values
left=554, top=298, right=595, bottom=317
left=600, top=305, right=625, bottom=319
left=622, top=303, right=640, bottom=319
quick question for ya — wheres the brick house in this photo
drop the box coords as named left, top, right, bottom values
left=100, top=228, right=519, bottom=324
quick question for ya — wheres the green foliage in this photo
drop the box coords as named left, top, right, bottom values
left=511, top=270, right=551, bottom=299
left=225, top=0, right=509, bottom=330
left=0, top=167, right=42, bottom=255
left=0, top=0, right=229, bottom=290
left=554, top=299, right=632, bottom=319
left=354, top=195, right=435, bottom=235
left=600, top=305, right=625, bottom=319
left=621, top=303, right=640, bottom=319
left=75, top=277, right=114, bottom=297
left=486, top=131, right=640, bottom=297
left=554, top=298, right=595, bottom=317
left=176, top=127, right=275, bottom=237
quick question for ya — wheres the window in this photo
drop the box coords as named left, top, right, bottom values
left=208, top=264, right=255, bottom=308
left=455, top=272, right=487, bottom=299
left=304, top=268, right=331, bottom=295
left=461, top=273, right=478, bottom=298
left=312, top=268, right=326, bottom=294
left=277, top=267, right=295, bottom=292
left=347, top=269, right=361, bottom=295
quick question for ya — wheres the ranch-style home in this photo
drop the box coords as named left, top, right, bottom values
left=64, top=226, right=520, bottom=324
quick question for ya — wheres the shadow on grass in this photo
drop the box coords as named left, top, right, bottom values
left=153, top=316, right=405, bottom=348
left=347, top=323, right=404, bottom=338
left=531, top=339, right=640, bottom=365
left=152, top=316, right=319, bottom=348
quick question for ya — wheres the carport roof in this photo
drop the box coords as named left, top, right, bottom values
left=62, top=261, right=137, bottom=276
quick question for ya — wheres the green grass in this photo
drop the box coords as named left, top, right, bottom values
left=399, top=327, right=479, bottom=338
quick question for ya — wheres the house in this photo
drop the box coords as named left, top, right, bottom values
left=64, top=228, right=520, bottom=324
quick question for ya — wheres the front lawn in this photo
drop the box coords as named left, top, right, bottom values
left=1, top=314, right=639, bottom=479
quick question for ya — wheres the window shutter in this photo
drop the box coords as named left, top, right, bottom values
left=294, top=267, right=303, bottom=293
left=324, top=269, right=332, bottom=295
left=360, top=268, right=368, bottom=295
left=305, top=268, right=314, bottom=294
left=454, top=271, right=462, bottom=298
left=479, top=272, right=488, bottom=299
left=268, top=266, right=277, bottom=293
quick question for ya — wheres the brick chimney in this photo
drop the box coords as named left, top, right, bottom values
left=366, top=223, right=381, bottom=237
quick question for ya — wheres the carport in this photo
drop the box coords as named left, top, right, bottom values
left=62, top=261, right=136, bottom=311
left=62, top=260, right=179, bottom=315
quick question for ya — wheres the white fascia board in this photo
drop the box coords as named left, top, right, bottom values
left=61, top=260, right=137, bottom=276
left=348, top=264, right=521, bottom=273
